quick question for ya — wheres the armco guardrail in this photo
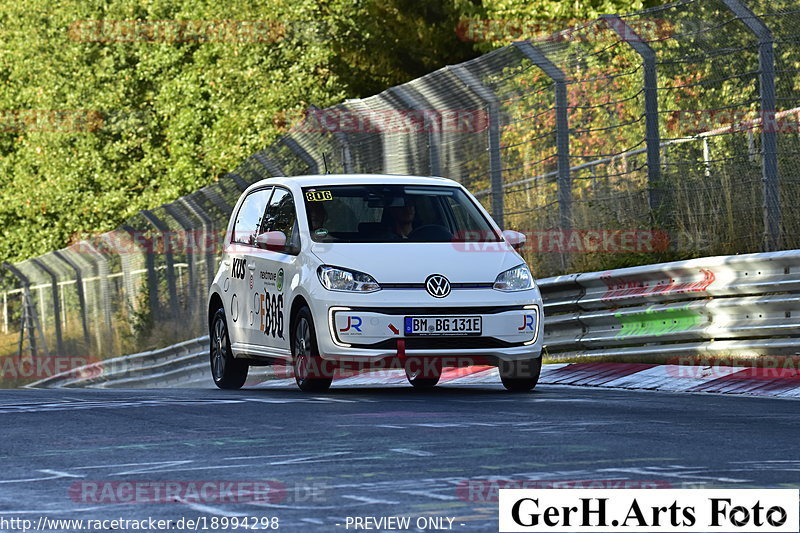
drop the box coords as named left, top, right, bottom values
left=29, top=336, right=210, bottom=388
left=29, top=249, right=800, bottom=388
left=541, top=249, right=800, bottom=361
left=27, top=336, right=282, bottom=388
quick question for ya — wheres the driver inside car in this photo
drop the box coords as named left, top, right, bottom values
left=384, top=196, right=416, bottom=239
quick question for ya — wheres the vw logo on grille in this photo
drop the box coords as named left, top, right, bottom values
left=425, top=274, right=451, bottom=298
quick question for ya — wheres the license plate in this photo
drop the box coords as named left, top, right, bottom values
left=404, top=316, right=482, bottom=336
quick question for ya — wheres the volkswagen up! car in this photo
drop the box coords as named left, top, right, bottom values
left=207, top=174, right=544, bottom=392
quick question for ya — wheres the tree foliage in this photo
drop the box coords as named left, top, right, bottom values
left=0, top=0, right=657, bottom=263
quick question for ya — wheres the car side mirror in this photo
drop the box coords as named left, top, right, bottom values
left=502, top=229, right=526, bottom=250
left=256, top=231, right=287, bottom=252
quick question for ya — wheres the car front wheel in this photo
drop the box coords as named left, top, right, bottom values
left=292, top=307, right=333, bottom=392
left=404, top=357, right=441, bottom=389
left=210, top=308, right=248, bottom=390
left=499, top=357, right=542, bottom=392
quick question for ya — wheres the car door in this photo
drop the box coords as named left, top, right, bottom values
left=226, top=186, right=273, bottom=349
left=245, top=186, right=300, bottom=356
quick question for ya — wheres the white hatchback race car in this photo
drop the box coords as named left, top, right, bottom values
left=207, top=174, right=544, bottom=392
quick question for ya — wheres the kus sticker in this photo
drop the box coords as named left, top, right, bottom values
left=231, top=257, right=246, bottom=279
left=276, top=269, right=284, bottom=292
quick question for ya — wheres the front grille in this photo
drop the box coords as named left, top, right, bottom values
left=380, top=283, right=494, bottom=290
left=350, top=337, right=526, bottom=349
left=345, top=305, right=529, bottom=315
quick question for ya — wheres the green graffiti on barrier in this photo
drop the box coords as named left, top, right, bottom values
left=614, top=305, right=705, bottom=339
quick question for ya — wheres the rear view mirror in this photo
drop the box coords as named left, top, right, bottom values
left=256, top=231, right=287, bottom=252
left=502, top=229, right=526, bottom=250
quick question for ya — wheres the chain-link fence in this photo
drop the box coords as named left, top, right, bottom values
left=2, top=0, right=799, bottom=378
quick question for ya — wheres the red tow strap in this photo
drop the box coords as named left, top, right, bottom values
left=396, top=338, right=406, bottom=361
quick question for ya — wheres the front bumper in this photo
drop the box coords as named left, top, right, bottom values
left=310, top=292, right=543, bottom=363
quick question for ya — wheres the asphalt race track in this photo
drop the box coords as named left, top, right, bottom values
left=1, top=383, right=798, bottom=532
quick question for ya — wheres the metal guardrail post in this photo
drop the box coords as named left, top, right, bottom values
left=428, top=125, right=441, bottom=177
left=280, top=136, right=320, bottom=175
left=338, top=135, right=354, bottom=174
left=29, top=258, right=64, bottom=356
left=179, top=196, right=218, bottom=296
left=164, top=203, right=198, bottom=328
left=199, top=188, right=233, bottom=219
left=121, top=223, right=159, bottom=326
left=2, top=262, right=47, bottom=358
left=721, top=0, right=780, bottom=251
left=140, top=211, right=180, bottom=321
left=513, top=41, right=572, bottom=232
left=309, top=105, right=354, bottom=173
left=53, top=250, right=90, bottom=342
left=98, top=234, right=135, bottom=327
left=82, top=237, right=115, bottom=351
left=601, top=15, right=662, bottom=217
left=225, top=172, right=250, bottom=192
left=253, top=151, right=286, bottom=177
left=449, top=65, right=504, bottom=228
left=391, top=88, right=441, bottom=177
left=342, top=100, right=389, bottom=174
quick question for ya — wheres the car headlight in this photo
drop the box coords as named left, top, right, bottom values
left=493, top=264, right=534, bottom=291
left=318, top=266, right=381, bottom=293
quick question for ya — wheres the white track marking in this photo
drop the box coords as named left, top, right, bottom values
left=0, top=507, right=101, bottom=514
left=177, top=499, right=248, bottom=517
left=390, top=448, right=434, bottom=457
left=397, top=489, right=458, bottom=500
left=0, top=469, right=83, bottom=484
left=341, top=494, right=400, bottom=505
left=268, top=452, right=351, bottom=465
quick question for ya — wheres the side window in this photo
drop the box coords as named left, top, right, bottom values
left=413, top=196, right=442, bottom=226
left=448, top=196, right=470, bottom=230
left=448, top=196, right=480, bottom=229
left=232, top=188, right=272, bottom=245
left=261, top=188, right=299, bottom=253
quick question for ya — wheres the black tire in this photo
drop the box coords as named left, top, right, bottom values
left=292, top=306, right=333, bottom=392
left=499, top=357, right=542, bottom=392
left=404, top=357, right=441, bottom=389
left=210, top=308, right=248, bottom=390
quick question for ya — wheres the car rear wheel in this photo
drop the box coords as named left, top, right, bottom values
left=404, top=357, right=442, bottom=389
left=499, top=357, right=542, bottom=392
left=292, top=306, right=333, bottom=393
left=210, top=308, right=248, bottom=390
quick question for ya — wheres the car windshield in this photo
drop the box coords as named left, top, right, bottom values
left=302, top=184, right=501, bottom=243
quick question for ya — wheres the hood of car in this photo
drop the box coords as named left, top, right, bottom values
left=309, top=242, right=526, bottom=284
